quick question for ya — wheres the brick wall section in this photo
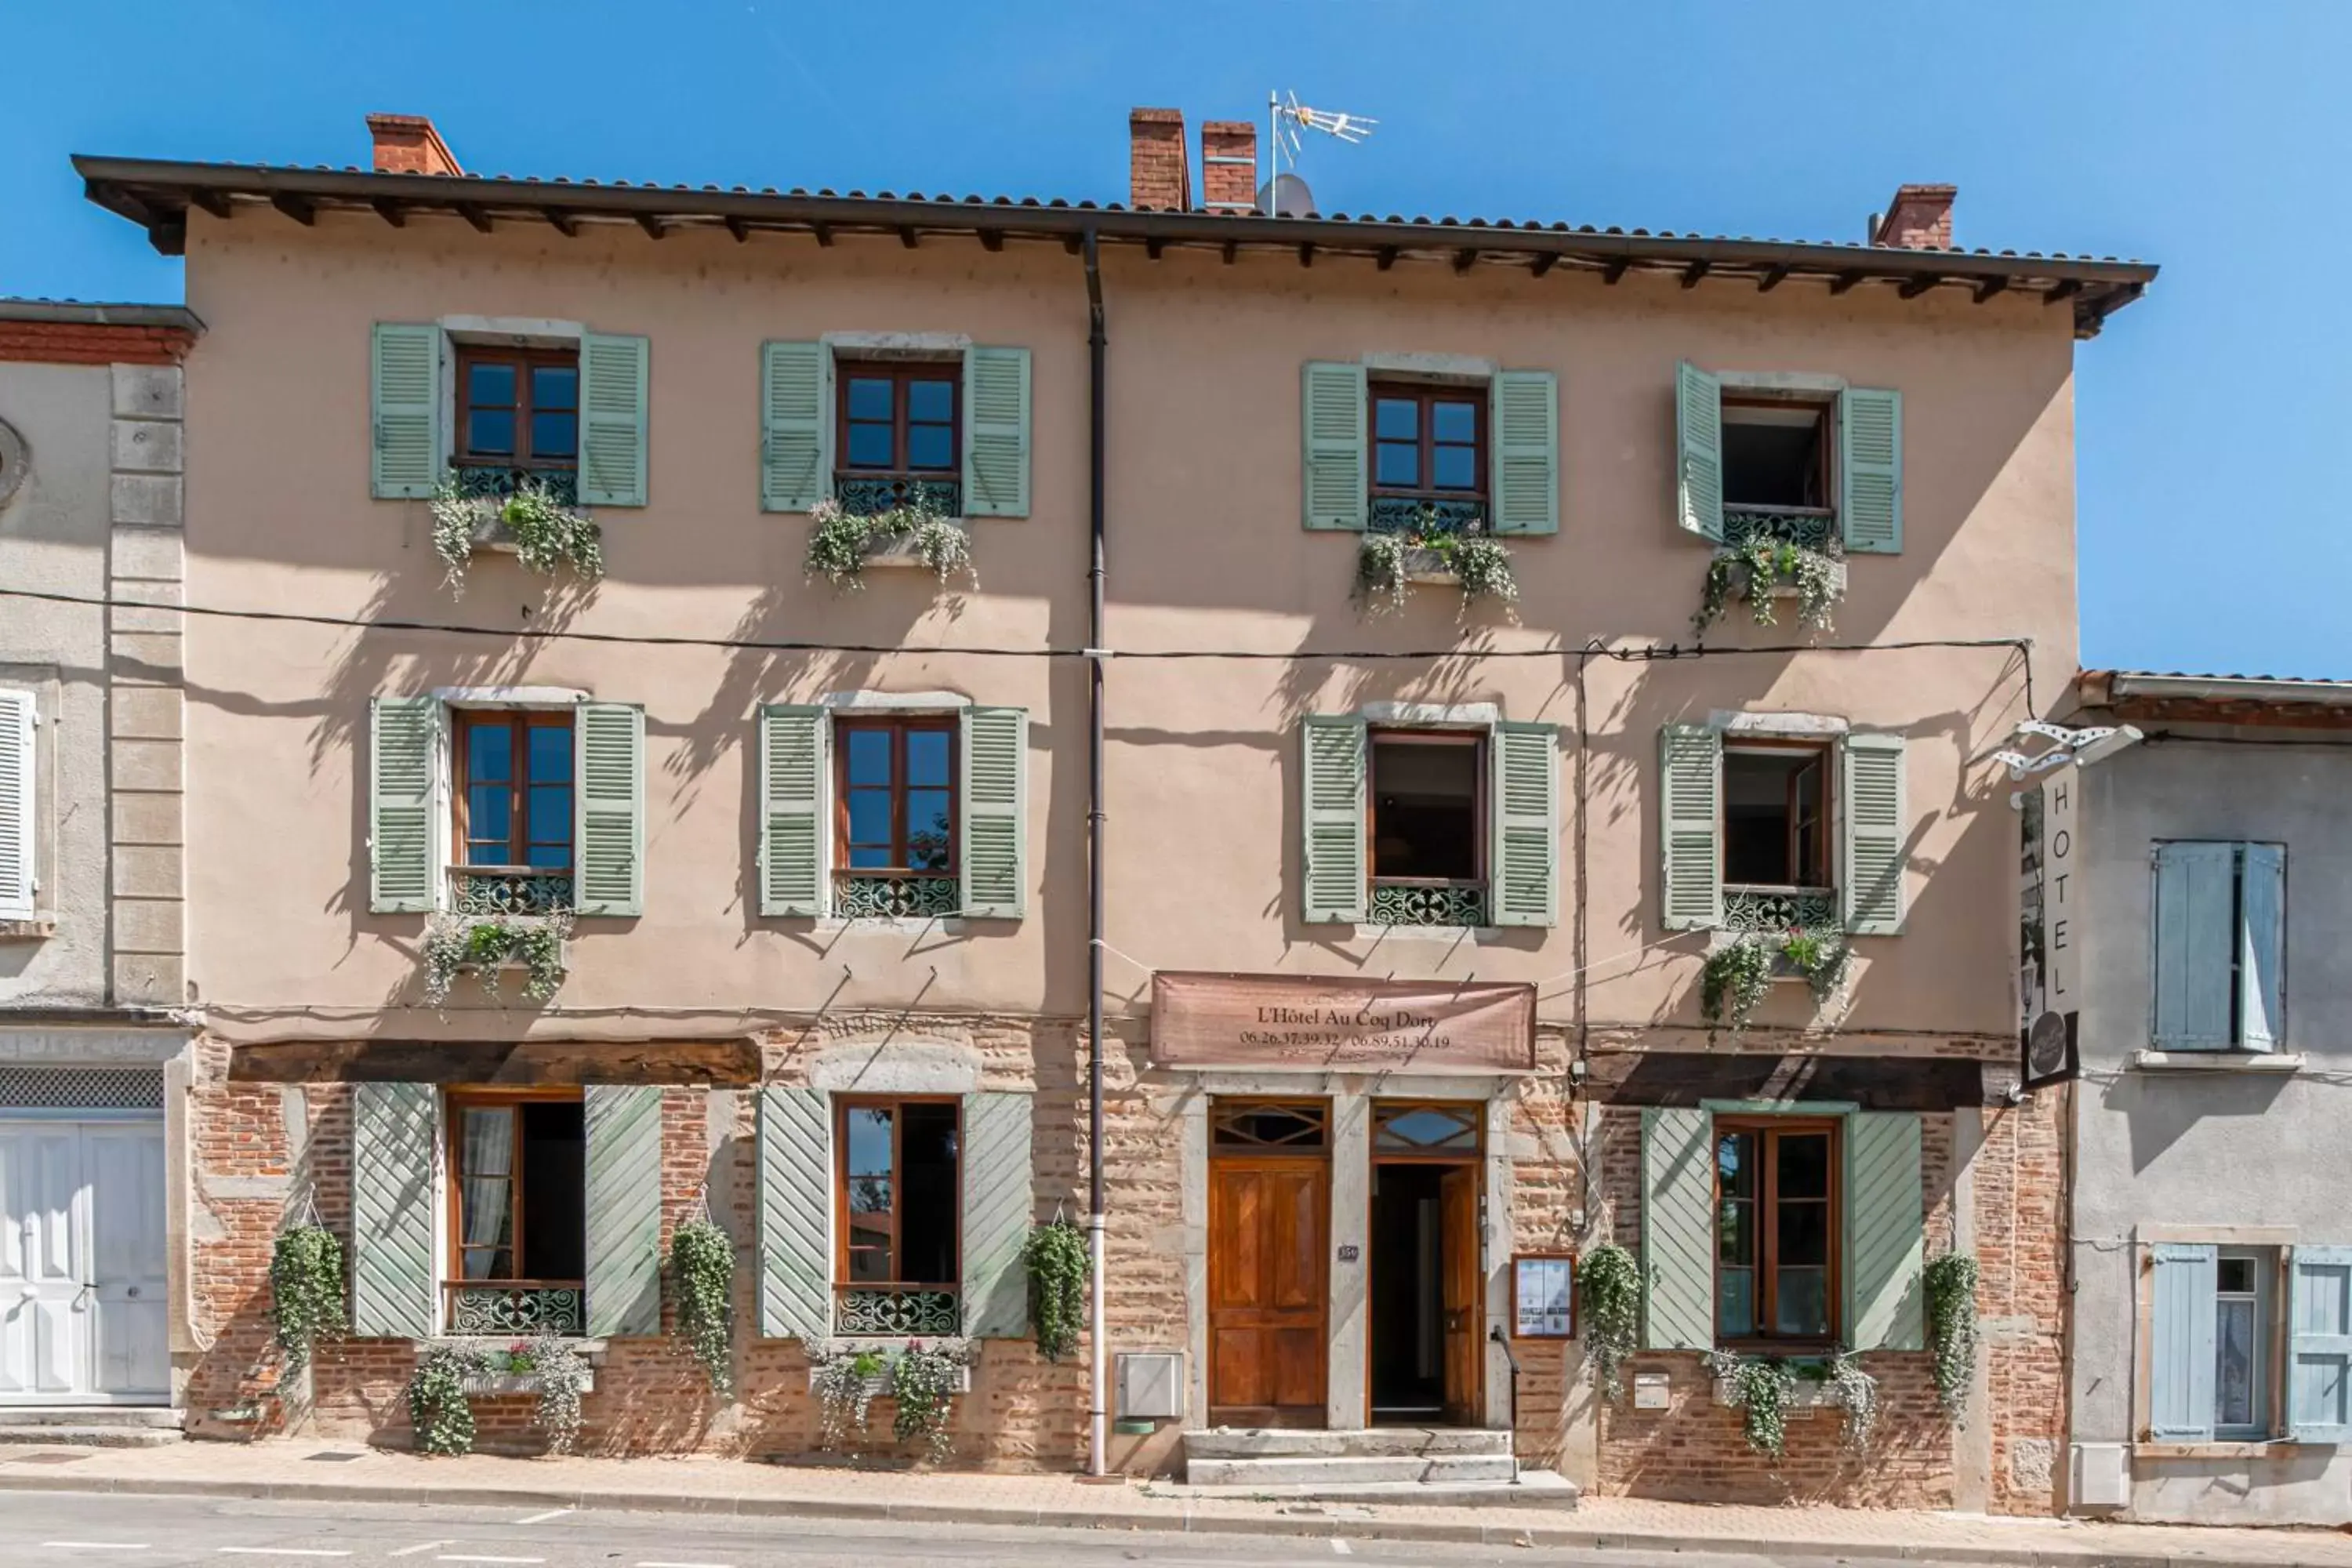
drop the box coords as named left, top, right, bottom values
left=1874, top=184, right=1956, bottom=251
left=1200, top=122, right=1258, bottom=212
left=0, top=323, right=196, bottom=365
left=1128, top=108, right=1190, bottom=212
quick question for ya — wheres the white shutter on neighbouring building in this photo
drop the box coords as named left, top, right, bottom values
left=0, top=689, right=34, bottom=920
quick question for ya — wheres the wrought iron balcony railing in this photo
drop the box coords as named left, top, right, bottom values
left=834, top=474, right=961, bottom=518
left=450, top=866, right=575, bottom=917
left=445, top=1282, right=586, bottom=1337
left=1722, top=505, right=1836, bottom=552
left=1369, top=495, right=1486, bottom=536
left=450, top=463, right=581, bottom=510
left=833, top=1285, right=960, bottom=1337
left=834, top=873, right=961, bottom=920
left=1368, top=880, right=1489, bottom=929
left=1722, top=887, right=1838, bottom=935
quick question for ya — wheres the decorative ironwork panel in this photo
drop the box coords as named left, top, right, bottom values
left=1723, top=506, right=1835, bottom=551
left=834, top=873, right=962, bottom=920
left=1722, top=887, right=1838, bottom=935
left=0, top=1066, right=163, bottom=1111
left=834, top=1287, right=960, bottom=1336
left=1368, top=880, right=1489, bottom=928
left=447, top=1285, right=586, bottom=1337
left=834, top=475, right=961, bottom=518
left=1370, top=496, right=1486, bottom=536
left=451, top=869, right=576, bottom=916
left=452, top=465, right=580, bottom=510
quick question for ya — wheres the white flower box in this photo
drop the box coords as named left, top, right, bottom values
left=461, top=1368, right=595, bottom=1397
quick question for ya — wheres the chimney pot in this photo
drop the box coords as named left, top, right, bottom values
left=368, top=114, right=464, bottom=177
left=1128, top=107, right=1190, bottom=212
left=1200, top=120, right=1258, bottom=213
left=1871, top=183, right=1955, bottom=251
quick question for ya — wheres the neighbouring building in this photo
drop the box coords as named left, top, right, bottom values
left=0, top=299, right=201, bottom=1422
left=73, top=109, right=2151, bottom=1507
left=2060, top=672, right=2352, bottom=1525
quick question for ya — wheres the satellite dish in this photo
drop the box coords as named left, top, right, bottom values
left=1256, top=172, right=1316, bottom=218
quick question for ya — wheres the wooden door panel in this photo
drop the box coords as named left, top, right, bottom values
left=1270, top=1168, right=1322, bottom=1311
left=1208, top=1157, right=1328, bottom=1417
left=1439, top=1166, right=1479, bottom=1425
left=1273, top=1327, right=1323, bottom=1408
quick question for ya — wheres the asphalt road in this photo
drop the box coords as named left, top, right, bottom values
left=2, top=1492, right=1809, bottom=1568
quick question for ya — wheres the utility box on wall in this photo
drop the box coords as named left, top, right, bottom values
left=1116, top=1352, right=1185, bottom=1421
left=2071, top=1443, right=2129, bottom=1508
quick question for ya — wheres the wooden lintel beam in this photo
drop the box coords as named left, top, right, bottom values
left=370, top=198, right=405, bottom=228
left=724, top=215, right=751, bottom=243
left=811, top=220, right=834, bottom=247
left=269, top=191, right=316, bottom=227
left=543, top=208, right=578, bottom=238
left=1221, top=240, right=1238, bottom=266
left=453, top=201, right=494, bottom=235
left=1298, top=241, right=1315, bottom=268
left=1601, top=257, right=1632, bottom=285
left=1529, top=252, right=1558, bottom=278
left=1828, top=270, right=1864, bottom=296
left=1376, top=245, right=1399, bottom=271
left=899, top=224, right=921, bottom=249
left=1680, top=260, right=1710, bottom=289
left=1972, top=276, right=2009, bottom=304
left=190, top=188, right=233, bottom=221
left=635, top=213, right=666, bottom=240
left=1452, top=248, right=1477, bottom=274
left=1757, top=263, right=1789, bottom=293
left=1896, top=274, right=1940, bottom=299
left=978, top=229, right=1004, bottom=252
left=2044, top=278, right=2083, bottom=307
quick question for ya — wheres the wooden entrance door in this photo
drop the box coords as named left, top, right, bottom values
left=1439, top=1164, right=1481, bottom=1426
left=1207, top=1157, right=1330, bottom=1420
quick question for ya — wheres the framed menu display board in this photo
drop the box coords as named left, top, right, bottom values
left=1512, top=1253, right=1575, bottom=1339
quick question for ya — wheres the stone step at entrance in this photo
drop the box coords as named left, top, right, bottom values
left=0, top=1406, right=185, bottom=1447
left=1181, top=1425, right=1573, bottom=1503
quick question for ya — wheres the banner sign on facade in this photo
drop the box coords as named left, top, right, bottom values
left=1150, top=972, right=1537, bottom=1073
left=2019, top=762, right=2082, bottom=1090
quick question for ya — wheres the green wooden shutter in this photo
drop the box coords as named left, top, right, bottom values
left=369, top=696, right=439, bottom=915
left=962, top=346, right=1031, bottom=517
left=1675, top=361, right=1724, bottom=542
left=1490, top=720, right=1557, bottom=927
left=1301, top=716, right=1367, bottom=924
left=574, top=702, right=644, bottom=916
left=350, top=1082, right=437, bottom=1338
left=2154, top=842, right=2235, bottom=1050
left=1301, top=361, right=1367, bottom=530
left=371, top=323, right=442, bottom=500
left=579, top=331, right=649, bottom=507
left=1640, top=1106, right=1715, bottom=1349
left=960, top=706, right=1028, bottom=919
left=960, top=1091, right=1033, bottom=1338
left=758, top=705, right=828, bottom=918
left=1658, top=724, right=1722, bottom=931
left=1488, top=370, right=1559, bottom=535
left=2240, top=843, right=2285, bottom=1051
left=1840, top=733, right=1907, bottom=936
left=2288, top=1246, right=2352, bottom=1443
left=0, top=688, right=34, bottom=920
left=1843, top=1112, right=1925, bottom=1351
left=760, top=341, right=832, bottom=513
left=2151, top=1243, right=2218, bottom=1441
left=584, top=1085, right=663, bottom=1338
left=757, top=1087, right=830, bottom=1340
left=1838, top=387, right=1902, bottom=554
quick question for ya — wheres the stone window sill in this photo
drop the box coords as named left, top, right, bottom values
left=2129, top=1050, right=2303, bottom=1075
left=812, top=916, right=973, bottom=936
left=0, top=916, right=57, bottom=942
left=1352, top=924, right=1508, bottom=944
left=2133, top=1439, right=2299, bottom=1457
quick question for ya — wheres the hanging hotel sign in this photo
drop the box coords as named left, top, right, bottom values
left=1150, top=972, right=1537, bottom=1073
left=2018, top=761, right=2083, bottom=1090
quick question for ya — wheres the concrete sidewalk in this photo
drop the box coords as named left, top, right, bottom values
left=4, top=1437, right=2350, bottom=1566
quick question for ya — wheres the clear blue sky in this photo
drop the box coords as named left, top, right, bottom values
left=3, top=1, right=2342, bottom=677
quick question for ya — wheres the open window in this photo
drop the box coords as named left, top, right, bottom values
left=836, top=1098, right=961, bottom=1335
left=1675, top=362, right=1902, bottom=553
left=1722, top=742, right=1831, bottom=894
left=1368, top=729, right=1486, bottom=927
left=445, top=1090, right=587, bottom=1337
left=1722, top=397, right=1832, bottom=512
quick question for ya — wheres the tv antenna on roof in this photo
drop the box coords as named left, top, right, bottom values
left=1263, top=90, right=1376, bottom=216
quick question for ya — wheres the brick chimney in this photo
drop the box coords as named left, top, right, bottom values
left=1129, top=108, right=1191, bottom=212
left=368, top=114, right=464, bottom=176
left=1200, top=121, right=1258, bottom=212
left=1871, top=183, right=1955, bottom=250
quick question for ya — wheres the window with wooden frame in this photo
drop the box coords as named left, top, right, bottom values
left=837, top=1098, right=961, bottom=1291
left=455, top=346, right=580, bottom=470
left=1721, top=395, right=1833, bottom=512
left=1722, top=741, right=1831, bottom=892
left=1370, top=383, right=1485, bottom=506
left=446, top=1089, right=587, bottom=1295
left=836, top=717, right=956, bottom=878
left=1210, top=1100, right=1332, bottom=1152
left=1371, top=1102, right=1482, bottom=1156
left=837, top=361, right=960, bottom=479
left=454, top=710, right=576, bottom=901
left=1715, top=1116, right=1840, bottom=1343
left=1370, top=729, right=1484, bottom=890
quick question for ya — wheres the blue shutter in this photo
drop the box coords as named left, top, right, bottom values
left=1844, top=1112, right=1925, bottom=1350
left=960, top=1092, right=1033, bottom=1338
left=1840, top=733, right=1907, bottom=936
left=2288, top=1246, right=2352, bottom=1443
left=961, top=347, right=1031, bottom=517
left=583, top=1085, right=663, bottom=1338
left=958, top=706, right=1028, bottom=919
left=760, top=342, right=832, bottom=513
left=1489, top=720, right=1558, bottom=927
left=1674, top=361, right=1723, bottom=542
left=370, top=323, right=443, bottom=500
left=572, top=702, right=644, bottom=916
left=2154, top=843, right=2236, bottom=1051
left=1657, top=724, right=1722, bottom=931
left=1639, top=1107, right=1715, bottom=1349
left=368, top=696, right=440, bottom=916
left=349, top=1083, right=437, bottom=1338
left=757, top=1087, right=831, bottom=1340
left=2240, top=844, right=2285, bottom=1052
left=2150, top=1243, right=2217, bottom=1442
left=1838, top=387, right=1903, bottom=554
left=1301, top=362, right=1367, bottom=530
left=1487, top=371, right=1558, bottom=535
left=1301, top=716, right=1367, bottom=923
left=579, top=332, right=649, bottom=507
